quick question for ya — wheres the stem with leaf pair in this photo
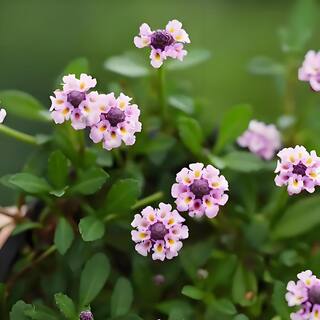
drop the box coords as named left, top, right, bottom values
left=0, top=124, right=37, bottom=146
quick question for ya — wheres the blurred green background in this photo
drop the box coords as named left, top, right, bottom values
left=0, top=0, right=319, bottom=204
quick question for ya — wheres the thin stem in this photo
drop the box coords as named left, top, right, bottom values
left=0, top=124, right=37, bottom=145
left=131, top=191, right=164, bottom=210
left=158, top=66, right=168, bottom=121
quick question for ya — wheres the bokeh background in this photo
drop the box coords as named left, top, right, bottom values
left=0, top=0, right=319, bottom=204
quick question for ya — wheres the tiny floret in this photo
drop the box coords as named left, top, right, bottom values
left=237, top=120, right=281, bottom=160
left=134, top=20, right=190, bottom=68
left=0, top=108, right=7, bottom=124
left=171, top=163, right=229, bottom=218
left=80, top=310, right=94, bottom=320
left=286, top=270, right=320, bottom=320
left=274, top=145, right=320, bottom=195
left=50, top=74, right=99, bottom=130
left=298, top=50, right=320, bottom=91
left=89, top=92, right=142, bottom=150
left=131, top=203, right=189, bottom=261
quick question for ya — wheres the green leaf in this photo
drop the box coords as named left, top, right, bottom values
left=24, top=305, right=58, bottom=320
left=222, top=151, right=273, bottom=172
left=210, top=299, right=237, bottom=316
left=169, top=95, right=194, bottom=114
left=214, top=104, right=252, bottom=154
left=168, top=308, right=186, bottom=320
left=232, top=264, right=257, bottom=307
left=178, top=116, right=203, bottom=155
left=167, top=48, right=211, bottom=71
left=111, top=277, right=133, bottom=317
left=48, top=150, right=69, bottom=189
left=103, top=179, right=140, bottom=215
left=279, top=0, right=316, bottom=53
left=71, top=167, right=108, bottom=195
left=9, top=173, right=51, bottom=194
left=79, top=216, right=105, bottom=242
left=54, top=217, right=74, bottom=255
left=233, top=315, right=249, bottom=320
left=10, top=300, right=33, bottom=320
left=104, top=52, right=150, bottom=78
left=271, top=281, right=290, bottom=319
left=248, top=56, right=284, bottom=76
left=12, top=221, right=42, bottom=236
left=272, top=196, right=320, bottom=239
left=63, top=57, right=89, bottom=77
left=0, top=90, right=49, bottom=122
left=181, top=285, right=204, bottom=300
left=54, top=293, right=77, bottom=320
left=79, top=253, right=110, bottom=307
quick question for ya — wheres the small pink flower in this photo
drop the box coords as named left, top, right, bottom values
left=274, top=145, right=320, bottom=195
left=131, top=203, right=188, bottom=261
left=50, top=74, right=99, bottom=129
left=134, top=20, right=190, bottom=68
left=286, top=270, right=320, bottom=320
left=0, top=108, right=7, bottom=124
left=299, top=50, right=320, bottom=91
left=171, top=163, right=229, bottom=218
left=89, top=92, right=142, bottom=151
left=237, top=120, right=281, bottom=160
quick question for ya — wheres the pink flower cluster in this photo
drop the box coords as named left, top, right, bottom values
left=171, top=163, right=229, bottom=219
left=0, top=108, right=6, bottom=124
left=131, top=203, right=188, bottom=261
left=237, top=120, right=281, bottom=160
left=274, top=145, right=320, bottom=195
left=299, top=50, right=320, bottom=91
left=50, top=74, right=142, bottom=150
left=134, top=20, right=190, bottom=68
left=286, top=270, right=320, bottom=320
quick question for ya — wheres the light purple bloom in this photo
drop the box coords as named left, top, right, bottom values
left=131, top=203, right=189, bottom=261
left=274, top=145, right=320, bottom=195
left=171, top=163, right=229, bottom=219
left=50, top=74, right=99, bottom=130
left=0, top=108, right=7, bottom=124
left=299, top=50, right=320, bottom=91
left=134, top=20, right=190, bottom=68
left=237, top=120, right=281, bottom=160
left=89, top=92, right=142, bottom=150
left=79, top=311, right=94, bottom=320
left=286, top=270, right=320, bottom=320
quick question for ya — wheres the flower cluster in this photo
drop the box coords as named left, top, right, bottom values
left=131, top=203, right=189, bottom=261
left=50, top=74, right=142, bottom=150
left=0, top=108, right=6, bottom=124
left=237, top=120, right=281, bottom=160
left=79, top=311, right=94, bottom=320
left=286, top=270, right=320, bottom=320
left=171, top=163, right=229, bottom=218
left=299, top=50, right=320, bottom=91
left=274, top=145, right=320, bottom=195
left=134, top=20, right=190, bottom=68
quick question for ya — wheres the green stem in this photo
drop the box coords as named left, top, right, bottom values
left=131, top=191, right=164, bottom=210
left=158, top=66, right=168, bottom=121
left=0, top=124, right=37, bottom=145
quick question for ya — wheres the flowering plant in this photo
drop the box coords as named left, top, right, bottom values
left=1, top=1, right=320, bottom=319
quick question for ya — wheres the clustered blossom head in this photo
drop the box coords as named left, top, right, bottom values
left=298, top=50, right=320, bottom=91
left=79, top=311, right=94, bottom=320
left=171, top=163, right=229, bottom=218
left=50, top=74, right=141, bottom=150
left=286, top=270, right=320, bottom=320
left=89, top=92, right=142, bottom=150
left=134, top=20, right=190, bottom=68
left=275, top=145, right=320, bottom=195
left=237, top=120, right=281, bottom=160
left=0, top=108, right=6, bottom=124
left=131, top=203, right=189, bottom=261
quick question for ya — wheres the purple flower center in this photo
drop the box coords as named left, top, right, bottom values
left=150, top=30, right=175, bottom=51
left=80, top=311, right=94, bottom=320
left=292, top=162, right=307, bottom=176
left=67, top=90, right=86, bottom=108
left=190, top=179, right=211, bottom=199
left=106, top=107, right=125, bottom=127
left=309, top=285, right=320, bottom=305
left=150, top=222, right=168, bottom=241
